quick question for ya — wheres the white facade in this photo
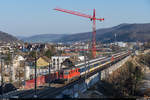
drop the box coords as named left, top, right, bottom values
left=115, top=42, right=127, bottom=47
left=78, top=56, right=85, bottom=61
left=51, top=56, right=70, bottom=71
left=55, top=46, right=67, bottom=51
left=12, top=55, right=25, bottom=82
left=25, top=66, right=30, bottom=80
left=135, top=50, right=139, bottom=55
left=24, top=65, right=49, bottom=80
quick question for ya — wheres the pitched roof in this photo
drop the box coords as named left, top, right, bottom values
left=41, top=56, right=51, bottom=63
left=36, top=56, right=51, bottom=68
left=26, top=57, right=35, bottom=62
left=61, top=53, right=79, bottom=56
left=61, top=58, right=75, bottom=68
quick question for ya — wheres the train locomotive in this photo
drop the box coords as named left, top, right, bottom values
left=55, top=67, right=80, bottom=83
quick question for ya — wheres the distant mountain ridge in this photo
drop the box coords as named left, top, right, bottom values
left=21, top=34, right=67, bottom=43
left=0, top=31, right=21, bottom=43
left=19, top=23, right=150, bottom=43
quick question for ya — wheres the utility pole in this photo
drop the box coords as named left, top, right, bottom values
left=34, top=51, right=37, bottom=98
left=9, top=53, right=12, bottom=83
left=19, top=61, right=21, bottom=88
left=24, top=61, right=26, bottom=85
left=84, top=47, right=86, bottom=79
left=0, top=56, right=4, bottom=98
left=48, top=62, right=51, bottom=87
left=11, top=52, right=14, bottom=82
left=87, top=58, right=90, bottom=75
left=84, top=45, right=87, bottom=85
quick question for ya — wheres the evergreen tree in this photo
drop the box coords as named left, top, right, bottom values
left=45, top=49, right=52, bottom=58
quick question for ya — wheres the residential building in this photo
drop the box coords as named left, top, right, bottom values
left=24, top=56, right=51, bottom=80
left=51, top=56, right=70, bottom=71
left=12, top=55, right=25, bottom=82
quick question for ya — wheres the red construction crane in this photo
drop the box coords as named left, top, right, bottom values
left=53, top=8, right=104, bottom=58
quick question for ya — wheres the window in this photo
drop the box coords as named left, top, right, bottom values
left=70, top=71, right=72, bottom=74
left=64, top=71, right=69, bottom=75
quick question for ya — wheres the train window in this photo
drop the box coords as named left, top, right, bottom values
left=94, top=63, right=99, bottom=67
left=78, top=69, right=80, bottom=72
left=81, top=68, right=84, bottom=72
left=80, top=68, right=83, bottom=72
left=82, top=68, right=84, bottom=72
left=64, top=71, right=69, bottom=75
left=59, top=71, right=63, bottom=75
left=79, top=69, right=82, bottom=72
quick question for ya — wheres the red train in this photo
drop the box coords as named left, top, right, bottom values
left=55, top=67, right=80, bottom=83
left=23, top=67, right=81, bottom=89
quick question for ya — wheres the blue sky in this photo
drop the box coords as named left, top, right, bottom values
left=0, top=0, right=150, bottom=36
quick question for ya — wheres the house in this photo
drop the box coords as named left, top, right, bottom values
left=24, top=57, right=34, bottom=80
left=24, top=56, right=51, bottom=80
left=51, top=56, right=70, bottom=71
left=37, top=56, right=50, bottom=68
left=61, top=58, right=75, bottom=69
left=11, top=55, right=25, bottom=82
left=78, top=56, right=85, bottom=61
left=36, top=56, right=51, bottom=76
